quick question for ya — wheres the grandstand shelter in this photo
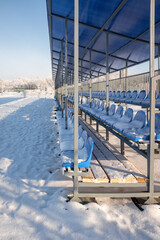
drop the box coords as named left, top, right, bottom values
left=46, top=0, right=160, bottom=204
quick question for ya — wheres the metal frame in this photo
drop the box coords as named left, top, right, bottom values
left=48, top=0, right=160, bottom=203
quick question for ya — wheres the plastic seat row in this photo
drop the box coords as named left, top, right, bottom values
left=56, top=110, right=93, bottom=169
left=79, top=100, right=160, bottom=143
left=75, top=90, right=160, bottom=108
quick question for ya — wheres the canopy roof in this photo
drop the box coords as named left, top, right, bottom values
left=46, top=0, right=160, bottom=83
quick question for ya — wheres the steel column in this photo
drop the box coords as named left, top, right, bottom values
left=72, top=0, right=80, bottom=202
left=65, top=20, right=68, bottom=129
left=89, top=50, right=92, bottom=108
left=106, top=33, right=109, bottom=115
left=81, top=60, right=83, bottom=104
left=158, top=46, right=160, bottom=93
left=146, top=0, right=157, bottom=204
left=61, top=42, right=64, bottom=117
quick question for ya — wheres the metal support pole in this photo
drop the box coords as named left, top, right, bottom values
left=72, top=0, right=80, bottom=202
left=157, top=46, right=160, bottom=93
left=61, top=42, right=64, bottom=117
left=81, top=60, right=83, bottom=104
left=65, top=20, right=68, bottom=129
left=125, top=61, right=128, bottom=91
left=146, top=0, right=157, bottom=204
left=96, top=122, right=99, bottom=132
left=89, top=50, right=92, bottom=108
left=106, top=33, right=109, bottom=140
left=121, top=140, right=125, bottom=155
left=106, top=33, right=109, bottom=115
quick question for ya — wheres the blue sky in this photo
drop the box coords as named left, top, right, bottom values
left=0, top=0, right=51, bottom=80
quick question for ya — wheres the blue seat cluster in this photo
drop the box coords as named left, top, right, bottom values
left=57, top=111, right=93, bottom=169
left=75, top=90, right=160, bottom=107
left=79, top=100, right=160, bottom=143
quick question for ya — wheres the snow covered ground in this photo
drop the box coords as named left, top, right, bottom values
left=0, top=93, right=160, bottom=240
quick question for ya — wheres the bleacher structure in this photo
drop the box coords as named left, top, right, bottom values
left=47, top=0, right=160, bottom=204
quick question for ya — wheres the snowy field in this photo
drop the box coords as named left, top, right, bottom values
left=0, top=93, right=160, bottom=240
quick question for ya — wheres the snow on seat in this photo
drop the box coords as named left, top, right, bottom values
left=89, top=100, right=101, bottom=116
left=125, top=90, right=138, bottom=104
left=94, top=102, right=105, bottom=118
left=103, top=105, right=123, bottom=126
left=59, top=124, right=82, bottom=143
left=123, top=113, right=160, bottom=142
left=87, top=100, right=98, bottom=115
left=131, top=90, right=146, bottom=105
left=100, top=104, right=116, bottom=122
left=113, top=110, right=146, bottom=133
left=62, top=137, right=93, bottom=169
left=60, top=130, right=87, bottom=151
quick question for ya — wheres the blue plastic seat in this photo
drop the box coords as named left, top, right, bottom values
left=103, top=105, right=124, bottom=126
left=116, top=91, right=126, bottom=102
left=100, top=104, right=116, bottom=122
left=62, top=137, right=93, bottom=169
left=120, top=91, right=131, bottom=103
left=141, top=91, right=157, bottom=107
left=156, top=93, right=160, bottom=108
left=94, top=102, right=106, bottom=119
left=123, top=113, right=160, bottom=142
left=60, top=129, right=87, bottom=151
left=131, top=90, right=146, bottom=105
left=125, top=90, right=138, bottom=104
left=110, top=91, right=116, bottom=101
left=114, top=91, right=121, bottom=101
left=113, top=110, right=146, bottom=133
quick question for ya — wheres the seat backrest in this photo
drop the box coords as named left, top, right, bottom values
left=115, top=105, right=123, bottom=117
left=133, top=110, right=146, bottom=126
left=97, top=101, right=101, bottom=109
left=138, top=90, right=146, bottom=99
left=155, top=114, right=160, bottom=130
left=115, top=91, right=120, bottom=98
left=124, top=108, right=133, bottom=120
left=78, top=125, right=83, bottom=136
left=100, top=101, right=105, bottom=111
left=112, top=91, right=116, bottom=97
left=81, top=130, right=87, bottom=145
left=120, top=91, right=126, bottom=98
left=126, top=91, right=132, bottom=98
left=109, top=104, right=116, bottom=116
left=109, top=91, right=112, bottom=97
left=156, top=92, right=160, bottom=100
left=132, top=90, right=138, bottom=99
left=86, top=137, right=93, bottom=156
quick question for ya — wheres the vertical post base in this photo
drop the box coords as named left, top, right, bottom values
left=106, top=129, right=109, bottom=141
left=96, top=122, right=99, bottom=132
left=121, top=140, right=125, bottom=155
left=90, top=117, right=92, bottom=125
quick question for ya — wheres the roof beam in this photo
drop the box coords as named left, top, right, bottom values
left=79, top=0, right=129, bottom=58
left=52, top=37, right=138, bottom=64
left=51, top=12, right=159, bottom=46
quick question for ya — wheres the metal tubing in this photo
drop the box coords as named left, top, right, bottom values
left=89, top=50, right=92, bottom=107
left=78, top=182, right=147, bottom=188
left=78, top=192, right=150, bottom=198
left=61, top=42, right=64, bottom=117
left=72, top=0, right=80, bottom=202
left=146, top=0, right=157, bottom=204
left=106, top=32, right=109, bottom=115
left=81, top=60, right=83, bottom=104
left=65, top=20, right=68, bottom=129
left=121, top=140, right=125, bottom=155
left=158, top=46, right=160, bottom=93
